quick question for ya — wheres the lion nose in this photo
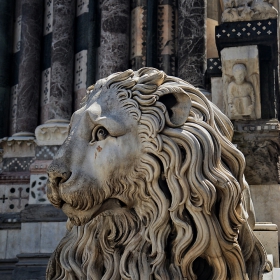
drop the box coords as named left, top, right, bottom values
left=47, top=160, right=71, bottom=185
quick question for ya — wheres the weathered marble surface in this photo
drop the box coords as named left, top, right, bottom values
left=48, top=0, right=75, bottom=121
left=233, top=119, right=280, bottom=185
left=46, top=68, right=268, bottom=280
left=15, top=0, right=43, bottom=134
left=222, top=0, right=278, bottom=22
left=178, top=0, right=206, bottom=87
left=97, top=0, right=130, bottom=79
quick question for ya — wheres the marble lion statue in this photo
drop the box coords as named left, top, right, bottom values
left=46, top=68, right=269, bottom=279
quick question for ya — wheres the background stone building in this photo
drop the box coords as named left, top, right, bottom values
left=0, top=0, right=279, bottom=279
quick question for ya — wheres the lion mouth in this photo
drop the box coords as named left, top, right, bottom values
left=62, top=198, right=125, bottom=226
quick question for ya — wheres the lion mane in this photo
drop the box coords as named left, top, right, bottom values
left=47, top=68, right=267, bottom=280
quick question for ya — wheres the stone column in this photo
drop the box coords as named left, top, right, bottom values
left=157, top=0, right=176, bottom=76
left=131, top=0, right=147, bottom=70
left=10, top=1, right=21, bottom=136
left=177, top=0, right=207, bottom=87
left=13, top=0, right=44, bottom=135
left=97, top=0, right=130, bottom=79
left=0, top=1, right=13, bottom=138
left=46, top=0, right=75, bottom=121
left=74, top=0, right=98, bottom=111
left=40, top=0, right=53, bottom=124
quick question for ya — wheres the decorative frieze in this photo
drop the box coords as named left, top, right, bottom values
left=0, top=134, right=35, bottom=158
left=29, top=174, right=48, bottom=204
left=35, top=119, right=69, bottom=146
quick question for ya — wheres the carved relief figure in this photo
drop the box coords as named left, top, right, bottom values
left=222, top=0, right=277, bottom=22
left=227, top=63, right=256, bottom=119
left=46, top=68, right=270, bottom=279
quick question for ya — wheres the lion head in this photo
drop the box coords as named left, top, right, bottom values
left=46, top=68, right=268, bottom=280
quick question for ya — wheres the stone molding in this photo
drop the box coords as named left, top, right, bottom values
left=0, top=133, right=35, bottom=158
left=35, top=119, right=69, bottom=146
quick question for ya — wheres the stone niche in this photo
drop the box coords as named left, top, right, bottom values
left=221, top=45, right=261, bottom=120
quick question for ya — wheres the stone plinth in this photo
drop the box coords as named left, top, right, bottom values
left=250, top=185, right=280, bottom=242
left=254, top=223, right=279, bottom=267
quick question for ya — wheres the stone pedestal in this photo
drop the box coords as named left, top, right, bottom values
left=254, top=223, right=279, bottom=267
left=178, top=0, right=206, bottom=87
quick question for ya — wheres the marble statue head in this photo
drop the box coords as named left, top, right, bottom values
left=232, top=63, right=247, bottom=84
left=46, top=68, right=268, bottom=279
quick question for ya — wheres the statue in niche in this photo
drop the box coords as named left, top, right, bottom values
left=46, top=68, right=271, bottom=279
left=227, top=63, right=256, bottom=119
left=222, top=0, right=278, bottom=22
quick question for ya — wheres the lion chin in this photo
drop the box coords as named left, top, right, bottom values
left=46, top=67, right=269, bottom=280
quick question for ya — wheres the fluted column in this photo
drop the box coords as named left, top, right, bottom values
left=97, top=0, right=130, bottom=79
left=0, top=0, right=13, bottom=138
left=14, top=0, right=43, bottom=134
left=178, top=0, right=206, bottom=87
left=131, top=0, right=147, bottom=70
left=46, top=0, right=75, bottom=121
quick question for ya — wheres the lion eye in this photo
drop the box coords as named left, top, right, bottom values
left=96, top=127, right=108, bottom=141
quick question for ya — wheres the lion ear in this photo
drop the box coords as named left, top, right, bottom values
left=157, top=87, right=191, bottom=127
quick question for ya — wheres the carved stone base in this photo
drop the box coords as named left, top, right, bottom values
left=35, top=119, right=69, bottom=146
left=12, top=253, right=51, bottom=280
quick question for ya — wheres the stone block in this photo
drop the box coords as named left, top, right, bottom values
left=40, top=222, right=66, bottom=253
left=250, top=185, right=280, bottom=242
left=221, top=45, right=261, bottom=120
left=20, top=223, right=41, bottom=254
left=21, top=204, right=67, bottom=223
left=254, top=223, right=279, bottom=267
left=6, top=229, right=20, bottom=259
left=12, top=253, right=50, bottom=280
left=0, top=230, right=7, bottom=258
left=211, top=77, right=224, bottom=112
